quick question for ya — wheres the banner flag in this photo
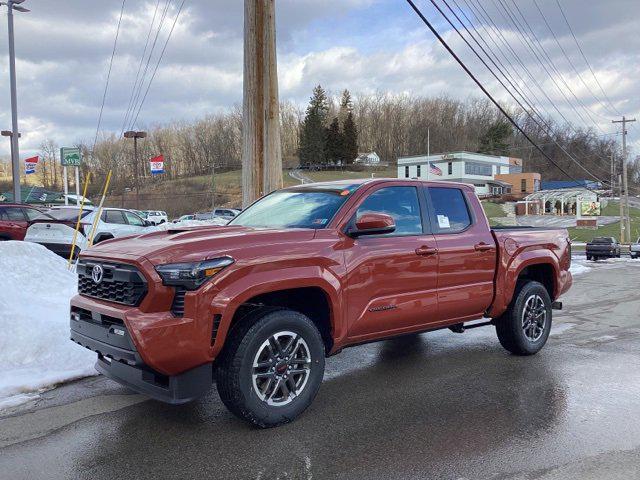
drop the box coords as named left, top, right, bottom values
left=25, top=156, right=39, bottom=175
left=149, top=155, right=164, bottom=175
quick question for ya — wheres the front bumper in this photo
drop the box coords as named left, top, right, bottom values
left=70, top=307, right=212, bottom=404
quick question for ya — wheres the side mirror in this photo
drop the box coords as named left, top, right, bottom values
left=350, top=213, right=395, bottom=237
left=144, top=220, right=153, bottom=227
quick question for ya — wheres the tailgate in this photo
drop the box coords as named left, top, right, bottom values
left=25, top=221, right=87, bottom=247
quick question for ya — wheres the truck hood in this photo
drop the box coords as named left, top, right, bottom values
left=84, top=225, right=317, bottom=265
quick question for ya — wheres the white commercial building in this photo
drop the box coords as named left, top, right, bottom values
left=397, top=151, right=523, bottom=195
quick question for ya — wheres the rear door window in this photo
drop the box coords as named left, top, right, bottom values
left=103, top=210, right=127, bottom=224
left=3, top=207, right=26, bottom=221
left=427, top=187, right=472, bottom=234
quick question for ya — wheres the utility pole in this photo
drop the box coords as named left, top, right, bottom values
left=124, top=131, right=147, bottom=210
left=1, top=0, right=29, bottom=203
left=619, top=174, right=624, bottom=245
left=612, top=116, right=636, bottom=244
left=242, top=0, right=282, bottom=207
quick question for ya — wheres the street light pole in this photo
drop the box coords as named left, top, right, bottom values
left=123, top=130, right=147, bottom=210
left=2, top=0, right=29, bottom=203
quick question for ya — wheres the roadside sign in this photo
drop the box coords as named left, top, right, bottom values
left=60, top=147, right=82, bottom=166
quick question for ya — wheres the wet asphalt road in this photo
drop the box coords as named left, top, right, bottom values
left=2, top=259, right=640, bottom=479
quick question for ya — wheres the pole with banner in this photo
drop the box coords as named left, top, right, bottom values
left=60, top=147, right=82, bottom=206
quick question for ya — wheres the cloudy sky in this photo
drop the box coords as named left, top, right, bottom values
left=0, top=0, right=638, bottom=158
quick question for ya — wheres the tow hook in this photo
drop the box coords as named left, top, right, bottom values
left=551, top=301, right=563, bottom=310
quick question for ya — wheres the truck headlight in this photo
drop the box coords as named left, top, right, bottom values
left=155, top=256, right=234, bottom=290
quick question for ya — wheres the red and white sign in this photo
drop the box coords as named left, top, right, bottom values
left=149, top=155, right=164, bottom=175
left=24, top=155, right=39, bottom=175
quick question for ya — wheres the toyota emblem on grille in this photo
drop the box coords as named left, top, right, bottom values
left=91, top=264, right=104, bottom=284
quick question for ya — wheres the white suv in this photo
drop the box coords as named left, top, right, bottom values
left=144, top=210, right=168, bottom=225
left=25, top=207, right=150, bottom=258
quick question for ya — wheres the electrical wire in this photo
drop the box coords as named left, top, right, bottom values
left=120, top=0, right=162, bottom=135
left=430, top=0, right=609, bottom=185
left=404, top=0, right=601, bottom=192
left=92, top=0, right=127, bottom=153
left=126, top=0, right=173, bottom=131
left=456, top=0, right=617, bottom=179
left=129, top=0, right=186, bottom=129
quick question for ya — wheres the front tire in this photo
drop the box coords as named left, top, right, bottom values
left=495, top=281, right=552, bottom=356
left=216, top=308, right=325, bottom=428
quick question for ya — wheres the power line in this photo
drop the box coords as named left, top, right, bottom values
left=126, top=0, right=173, bottom=131
left=554, top=0, right=624, bottom=120
left=430, top=0, right=608, bottom=185
left=404, top=0, right=599, bottom=192
left=532, top=0, right=613, bottom=119
left=129, top=0, right=186, bottom=129
left=92, top=0, right=127, bottom=153
left=455, top=0, right=615, bottom=179
left=120, top=0, right=162, bottom=136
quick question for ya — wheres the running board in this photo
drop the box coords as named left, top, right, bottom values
left=449, top=320, right=493, bottom=333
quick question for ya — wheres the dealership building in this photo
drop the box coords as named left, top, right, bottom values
left=397, top=151, right=540, bottom=196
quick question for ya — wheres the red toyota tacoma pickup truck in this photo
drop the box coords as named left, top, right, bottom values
left=70, top=179, right=572, bottom=427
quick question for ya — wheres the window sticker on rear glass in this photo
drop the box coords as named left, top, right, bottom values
left=312, top=218, right=328, bottom=225
left=437, top=214, right=450, bottom=229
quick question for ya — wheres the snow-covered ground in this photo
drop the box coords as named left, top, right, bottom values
left=570, top=257, right=592, bottom=276
left=0, top=242, right=96, bottom=410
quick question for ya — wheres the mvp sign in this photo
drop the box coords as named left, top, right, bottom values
left=60, top=147, right=82, bottom=166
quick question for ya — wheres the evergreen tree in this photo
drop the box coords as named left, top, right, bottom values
left=325, top=117, right=344, bottom=164
left=299, top=85, right=329, bottom=165
left=478, top=121, right=512, bottom=155
left=342, top=111, right=359, bottom=164
left=338, top=89, right=353, bottom=127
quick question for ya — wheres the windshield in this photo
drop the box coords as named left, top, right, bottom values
left=37, top=208, right=93, bottom=221
left=230, top=186, right=358, bottom=229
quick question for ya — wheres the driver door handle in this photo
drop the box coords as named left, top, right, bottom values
left=474, top=242, right=493, bottom=252
left=415, top=245, right=438, bottom=256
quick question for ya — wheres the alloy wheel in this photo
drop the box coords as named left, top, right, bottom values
left=251, top=331, right=312, bottom=406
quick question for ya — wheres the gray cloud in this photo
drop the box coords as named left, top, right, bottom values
left=0, top=0, right=637, bottom=158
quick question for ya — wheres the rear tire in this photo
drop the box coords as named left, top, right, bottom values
left=216, top=308, right=325, bottom=428
left=495, top=280, right=552, bottom=356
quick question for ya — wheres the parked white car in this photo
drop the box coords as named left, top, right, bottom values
left=24, top=207, right=151, bottom=258
left=143, top=210, right=168, bottom=225
left=630, top=238, right=640, bottom=259
left=213, top=208, right=241, bottom=220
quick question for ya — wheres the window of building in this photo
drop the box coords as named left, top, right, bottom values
left=464, top=161, right=493, bottom=176
left=357, top=186, right=422, bottom=236
left=448, top=162, right=453, bottom=175
left=427, top=187, right=472, bottom=233
left=521, top=179, right=527, bottom=192
left=509, top=165, right=523, bottom=174
left=404, top=166, right=409, bottom=178
left=416, top=165, right=421, bottom=177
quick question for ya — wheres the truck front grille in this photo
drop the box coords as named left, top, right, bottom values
left=77, top=260, right=147, bottom=306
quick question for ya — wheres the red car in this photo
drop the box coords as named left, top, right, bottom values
left=0, top=203, right=49, bottom=241
left=70, top=179, right=572, bottom=427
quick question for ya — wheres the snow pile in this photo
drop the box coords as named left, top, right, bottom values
left=0, top=241, right=96, bottom=410
left=154, top=217, right=229, bottom=230
left=569, top=258, right=591, bottom=276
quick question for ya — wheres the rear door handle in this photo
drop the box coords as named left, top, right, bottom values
left=474, top=242, right=493, bottom=252
left=415, top=245, right=438, bottom=256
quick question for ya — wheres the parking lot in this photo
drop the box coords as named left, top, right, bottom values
left=1, top=257, right=639, bottom=479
